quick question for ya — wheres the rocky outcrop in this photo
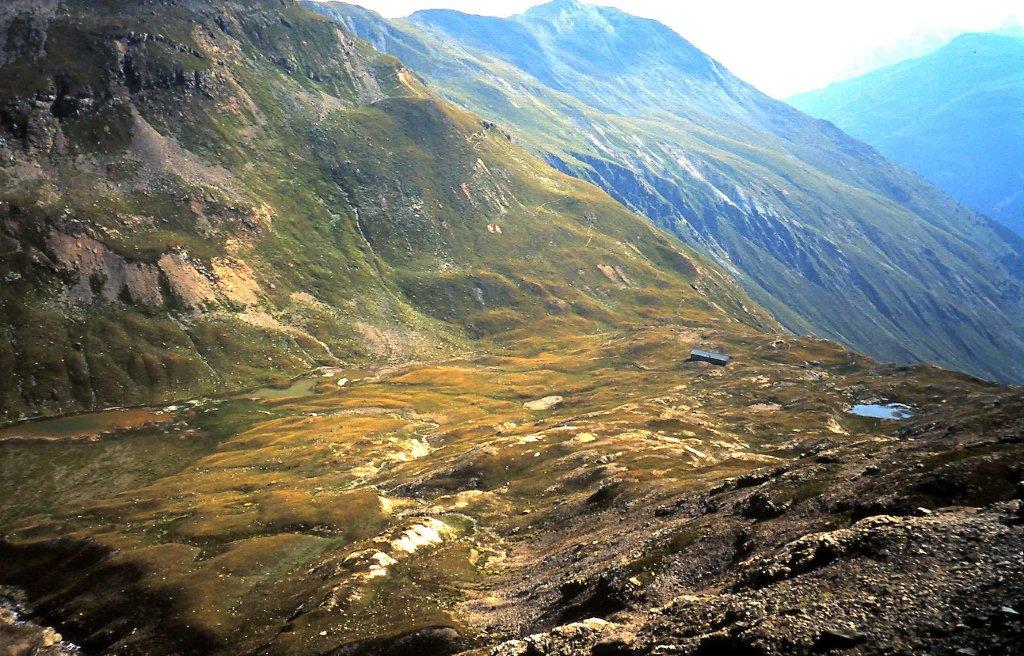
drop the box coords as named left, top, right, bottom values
left=0, top=1, right=58, bottom=68
left=525, top=395, right=564, bottom=411
left=491, top=618, right=626, bottom=656
left=630, top=506, right=1024, bottom=656
left=46, top=230, right=164, bottom=306
left=44, top=229, right=268, bottom=311
left=0, top=587, right=79, bottom=656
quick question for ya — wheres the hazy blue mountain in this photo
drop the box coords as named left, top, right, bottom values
left=791, top=33, right=1024, bottom=236
left=311, top=0, right=1024, bottom=383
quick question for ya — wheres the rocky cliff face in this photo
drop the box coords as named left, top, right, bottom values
left=319, top=0, right=1024, bottom=384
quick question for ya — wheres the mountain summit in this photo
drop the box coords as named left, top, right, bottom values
left=522, top=0, right=586, bottom=16
left=411, top=0, right=722, bottom=114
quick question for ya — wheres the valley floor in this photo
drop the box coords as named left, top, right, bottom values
left=0, top=326, right=1021, bottom=655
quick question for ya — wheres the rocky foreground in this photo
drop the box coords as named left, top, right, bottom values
left=1, top=586, right=79, bottom=656
left=1, top=326, right=1022, bottom=656
left=483, top=425, right=1024, bottom=656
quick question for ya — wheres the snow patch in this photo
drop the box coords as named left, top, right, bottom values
left=392, top=518, right=454, bottom=554
left=367, top=551, right=398, bottom=578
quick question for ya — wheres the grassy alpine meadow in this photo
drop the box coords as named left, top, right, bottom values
left=2, top=321, right=1019, bottom=654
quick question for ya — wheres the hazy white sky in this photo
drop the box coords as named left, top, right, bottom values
left=334, top=0, right=1024, bottom=97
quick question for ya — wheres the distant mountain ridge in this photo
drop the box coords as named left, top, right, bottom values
left=791, top=32, right=1024, bottom=237
left=409, top=0, right=725, bottom=117
left=312, top=0, right=1024, bottom=383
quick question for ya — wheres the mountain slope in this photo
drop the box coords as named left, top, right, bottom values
left=314, top=0, right=1024, bottom=384
left=2, top=3, right=1024, bottom=656
left=0, top=0, right=772, bottom=421
left=791, top=33, right=1024, bottom=236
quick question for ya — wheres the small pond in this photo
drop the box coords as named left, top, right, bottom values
left=849, top=403, right=914, bottom=420
left=241, top=376, right=321, bottom=401
left=241, top=368, right=370, bottom=402
left=0, top=407, right=170, bottom=442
